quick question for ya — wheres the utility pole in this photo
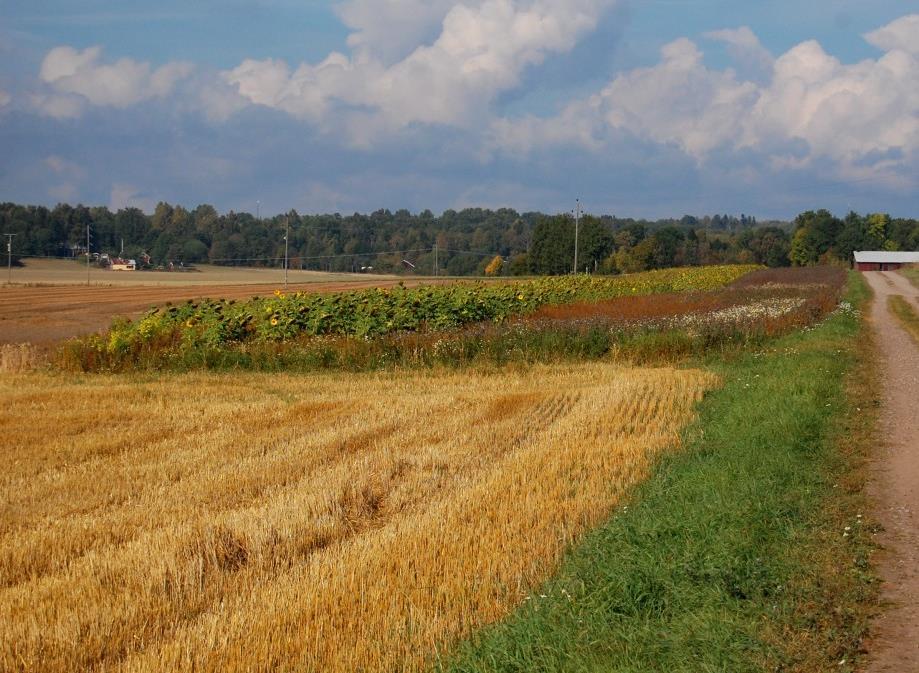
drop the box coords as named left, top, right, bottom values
left=4, top=233, right=16, bottom=285
left=86, top=224, right=92, bottom=286
left=573, top=198, right=580, bottom=275
left=256, top=200, right=260, bottom=221
left=284, top=215, right=290, bottom=289
left=433, top=242, right=439, bottom=277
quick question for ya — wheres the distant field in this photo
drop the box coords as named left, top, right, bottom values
left=0, top=259, right=428, bottom=344
left=6, top=259, right=400, bottom=287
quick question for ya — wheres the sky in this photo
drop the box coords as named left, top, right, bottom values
left=0, top=1, right=917, bottom=220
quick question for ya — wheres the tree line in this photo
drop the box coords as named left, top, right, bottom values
left=788, top=209, right=919, bottom=266
left=0, top=201, right=915, bottom=275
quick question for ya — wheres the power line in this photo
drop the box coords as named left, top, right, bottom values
left=17, top=247, right=497, bottom=263
left=17, top=247, right=450, bottom=264
left=441, top=248, right=502, bottom=258
left=19, top=254, right=90, bottom=260
left=208, top=248, right=432, bottom=264
left=14, top=247, right=505, bottom=274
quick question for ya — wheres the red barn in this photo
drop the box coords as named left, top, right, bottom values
left=854, top=251, right=919, bottom=272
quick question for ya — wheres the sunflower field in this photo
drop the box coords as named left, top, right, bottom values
left=97, top=266, right=757, bottom=357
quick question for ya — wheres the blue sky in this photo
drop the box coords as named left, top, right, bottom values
left=1, top=1, right=917, bottom=219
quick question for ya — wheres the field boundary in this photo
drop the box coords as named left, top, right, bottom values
left=439, top=272, right=879, bottom=672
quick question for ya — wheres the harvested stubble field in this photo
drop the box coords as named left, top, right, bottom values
left=0, top=363, right=717, bottom=672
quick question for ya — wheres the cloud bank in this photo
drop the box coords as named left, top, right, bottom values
left=222, top=0, right=615, bottom=143
left=8, top=6, right=919, bottom=216
left=491, top=13, right=919, bottom=189
left=218, top=8, right=919, bottom=182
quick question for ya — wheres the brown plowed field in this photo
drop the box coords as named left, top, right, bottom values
left=0, top=262, right=446, bottom=344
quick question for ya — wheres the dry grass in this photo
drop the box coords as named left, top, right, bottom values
left=0, top=363, right=716, bottom=672
left=888, top=295, right=919, bottom=345
left=0, top=343, right=45, bottom=373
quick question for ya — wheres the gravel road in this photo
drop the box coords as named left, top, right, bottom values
left=862, top=270, right=919, bottom=672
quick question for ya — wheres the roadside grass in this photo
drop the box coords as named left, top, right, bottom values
left=888, top=295, right=919, bottom=345
left=438, top=271, right=879, bottom=673
left=899, top=265, right=919, bottom=289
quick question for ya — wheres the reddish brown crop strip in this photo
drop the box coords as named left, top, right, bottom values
left=522, top=266, right=846, bottom=335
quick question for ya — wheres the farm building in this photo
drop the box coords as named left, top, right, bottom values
left=110, top=258, right=137, bottom=271
left=853, top=251, right=919, bottom=271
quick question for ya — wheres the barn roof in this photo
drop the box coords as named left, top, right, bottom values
left=853, top=251, right=919, bottom=264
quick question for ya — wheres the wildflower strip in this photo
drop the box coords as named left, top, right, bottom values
left=78, top=266, right=758, bottom=361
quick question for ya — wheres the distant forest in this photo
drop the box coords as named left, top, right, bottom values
left=1, top=202, right=916, bottom=276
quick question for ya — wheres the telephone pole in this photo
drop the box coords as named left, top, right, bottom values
left=283, top=215, right=290, bottom=289
left=573, top=198, right=581, bottom=274
left=433, top=242, right=439, bottom=277
left=86, top=224, right=92, bottom=286
left=4, top=233, right=15, bottom=285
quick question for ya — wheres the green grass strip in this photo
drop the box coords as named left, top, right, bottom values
left=889, top=295, right=919, bottom=345
left=899, top=266, right=919, bottom=290
left=437, top=272, right=875, bottom=673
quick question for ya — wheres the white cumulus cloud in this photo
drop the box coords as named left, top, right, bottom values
left=335, top=0, right=457, bottom=64
left=704, top=26, right=774, bottom=80
left=223, top=0, right=616, bottom=137
left=493, top=38, right=758, bottom=158
left=744, top=38, right=919, bottom=166
left=31, top=92, right=85, bottom=119
left=492, top=14, right=919, bottom=184
left=38, top=45, right=193, bottom=110
left=864, top=14, right=919, bottom=56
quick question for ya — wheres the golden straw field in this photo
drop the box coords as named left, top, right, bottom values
left=0, top=364, right=717, bottom=672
